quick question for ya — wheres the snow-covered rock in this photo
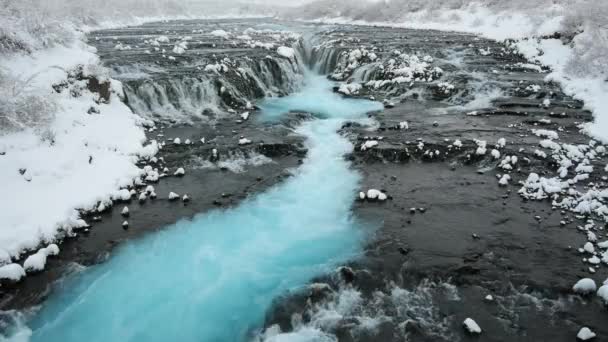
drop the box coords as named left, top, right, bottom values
left=584, top=242, right=595, bottom=254
left=573, top=278, right=597, bottom=294
left=0, top=263, right=25, bottom=281
left=498, top=174, right=511, bottom=186
left=463, top=318, right=482, bottom=334
left=277, top=46, right=295, bottom=59
left=121, top=206, right=129, bottom=217
left=239, top=138, right=252, bottom=145
left=44, top=244, right=59, bottom=256
left=168, top=192, right=180, bottom=201
left=210, top=30, right=229, bottom=38
left=174, top=167, right=185, bottom=177
left=360, top=140, right=378, bottom=151
left=24, top=249, right=48, bottom=273
left=597, top=285, right=608, bottom=305
left=366, top=189, right=387, bottom=201
left=577, top=327, right=596, bottom=341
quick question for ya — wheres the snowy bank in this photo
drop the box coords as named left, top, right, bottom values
left=0, top=40, right=154, bottom=260
left=286, top=1, right=608, bottom=142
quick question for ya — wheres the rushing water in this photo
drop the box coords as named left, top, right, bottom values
left=13, top=73, right=382, bottom=341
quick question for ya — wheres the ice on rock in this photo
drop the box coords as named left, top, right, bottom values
left=121, top=206, right=129, bottom=216
left=484, top=294, right=494, bottom=301
left=138, top=192, right=147, bottom=203
left=168, top=192, right=180, bottom=201
left=240, top=112, right=250, bottom=121
left=453, top=139, right=463, bottom=148
left=573, top=278, right=597, bottom=294
left=399, top=121, right=408, bottom=130
left=577, top=327, right=596, bottom=340
left=145, top=185, right=155, bottom=194
left=174, top=167, right=185, bottom=177
left=359, top=192, right=366, bottom=200
left=542, top=99, right=551, bottom=108
left=182, top=194, right=190, bottom=202
left=173, top=138, right=181, bottom=145
left=0, top=263, right=25, bottom=281
left=239, top=138, right=252, bottom=145
left=497, top=138, right=506, bottom=148
left=122, top=221, right=129, bottom=228
left=463, top=318, right=482, bottom=334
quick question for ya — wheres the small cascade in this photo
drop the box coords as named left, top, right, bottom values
left=121, top=55, right=305, bottom=122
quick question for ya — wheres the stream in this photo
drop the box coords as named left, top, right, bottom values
left=19, top=72, right=382, bottom=341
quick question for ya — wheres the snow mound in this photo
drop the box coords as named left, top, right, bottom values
left=0, top=263, right=26, bottom=281
left=573, top=278, right=597, bottom=294
left=577, top=327, right=596, bottom=341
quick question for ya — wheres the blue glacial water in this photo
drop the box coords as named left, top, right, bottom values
left=16, top=74, right=383, bottom=342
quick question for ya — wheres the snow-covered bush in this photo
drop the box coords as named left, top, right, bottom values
left=0, top=69, right=56, bottom=135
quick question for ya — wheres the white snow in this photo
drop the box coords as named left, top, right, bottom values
left=597, top=285, right=608, bottom=305
left=573, top=278, right=597, bottom=294
left=0, top=263, right=26, bottom=281
left=0, top=42, right=153, bottom=259
left=174, top=167, right=185, bottom=176
left=498, top=174, right=511, bottom=186
left=463, top=318, right=482, bottom=334
left=277, top=46, right=296, bottom=59
left=23, top=244, right=59, bottom=273
left=338, top=83, right=362, bottom=95
left=210, top=30, right=230, bottom=38
left=366, top=189, right=387, bottom=201
left=360, top=140, right=378, bottom=151
left=238, top=138, right=252, bottom=145
left=577, top=327, right=596, bottom=341
left=168, top=192, right=180, bottom=200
